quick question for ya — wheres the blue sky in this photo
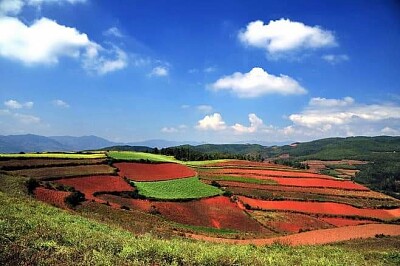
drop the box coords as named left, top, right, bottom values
left=0, top=0, right=399, bottom=143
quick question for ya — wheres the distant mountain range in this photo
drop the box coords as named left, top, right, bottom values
left=1, top=134, right=399, bottom=158
left=0, top=134, right=203, bottom=153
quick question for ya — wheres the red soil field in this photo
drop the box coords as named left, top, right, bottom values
left=186, top=224, right=400, bottom=246
left=114, top=162, right=196, bottom=181
left=151, top=196, right=270, bottom=233
left=220, top=174, right=368, bottom=190
left=101, top=195, right=271, bottom=233
left=34, top=187, right=71, bottom=209
left=208, top=160, right=292, bottom=169
left=55, top=175, right=133, bottom=202
left=239, top=197, right=400, bottom=220
left=215, top=168, right=333, bottom=179
left=97, top=194, right=153, bottom=211
left=251, top=211, right=332, bottom=233
left=321, top=217, right=376, bottom=227
left=216, top=181, right=392, bottom=199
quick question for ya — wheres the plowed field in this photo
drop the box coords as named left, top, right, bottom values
left=115, top=162, right=196, bottom=181
left=55, top=175, right=133, bottom=201
left=34, top=187, right=71, bottom=209
left=239, top=197, right=400, bottom=220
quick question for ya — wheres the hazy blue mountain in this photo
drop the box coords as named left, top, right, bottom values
left=49, top=135, right=118, bottom=151
left=127, top=139, right=202, bottom=148
left=0, top=134, right=68, bottom=153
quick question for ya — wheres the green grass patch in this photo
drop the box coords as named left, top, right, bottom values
left=0, top=152, right=105, bottom=159
left=107, top=151, right=178, bottom=162
left=173, top=223, right=238, bottom=235
left=201, top=175, right=277, bottom=185
left=133, top=177, right=222, bottom=200
left=320, top=169, right=341, bottom=177
left=107, top=151, right=229, bottom=166
left=183, top=159, right=229, bottom=166
left=328, top=164, right=358, bottom=170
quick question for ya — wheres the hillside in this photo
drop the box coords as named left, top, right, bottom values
left=1, top=153, right=400, bottom=265
left=264, top=136, right=400, bottom=161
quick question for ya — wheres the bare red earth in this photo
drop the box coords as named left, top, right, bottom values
left=251, top=211, right=332, bottom=233
left=55, top=175, right=133, bottom=202
left=97, top=194, right=153, bottom=211
left=186, top=224, right=400, bottom=246
left=216, top=168, right=333, bottom=179
left=216, top=181, right=391, bottom=199
left=34, top=187, right=71, bottom=209
left=115, top=162, right=196, bottom=181
left=321, top=217, right=376, bottom=227
left=220, top=174, right=368, bottom=190
left=239, top=197, right=400, bottom=220
left=152, top=196, right=270, bottom=233
left=209, top=160, right=291, bottom=169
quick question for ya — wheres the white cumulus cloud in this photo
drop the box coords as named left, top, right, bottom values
left=232, top=113, right=264, bottom=134
left=210, top=67, right=307, bottom=98
left=238, top=19, right=336, bottom=55
left=4, top=99, right=33, bottom=109
left=196, top=113, right=227, bottom=131
left=0, top=16, right=127, bottom=74
left=289, top=97, right=400, bottom=132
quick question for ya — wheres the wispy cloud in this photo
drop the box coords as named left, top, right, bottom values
left=103, top=27, right=123, bottom=38
left=196, top=105, right=213, bottom=114
left=149, top=66, right=168, bottom=77
left=322, top=54, right=349, bottom=64
left=4, top=99, right=33, bottom=109
left=52, top=99, right=70, bottom=108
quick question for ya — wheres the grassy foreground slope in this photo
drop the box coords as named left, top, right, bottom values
left=0, top=174, right=399, bottom=265
left=0, top=192, right=387, bottom=266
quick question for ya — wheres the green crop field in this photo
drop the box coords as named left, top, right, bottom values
left=183, top=159, right=229, bottom=166
left=133, top=177, right=223, bottom=200
left=0, top=152, right=106, bottom=159
left=107, top=151, right=178, bottom=162
left=107, top=151, right=229, bottom=166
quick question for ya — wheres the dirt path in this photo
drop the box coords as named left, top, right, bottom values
left=186, top=224, right=400, bottom=246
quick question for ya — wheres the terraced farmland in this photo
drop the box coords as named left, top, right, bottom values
left=3, top=154, right=399, bottom=250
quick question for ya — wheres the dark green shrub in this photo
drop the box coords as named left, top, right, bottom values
left=65, top=191, right=85, bottom=207
left=26, top=178, right=39, bottom=194
left=211, top=180, right=221, bottom=188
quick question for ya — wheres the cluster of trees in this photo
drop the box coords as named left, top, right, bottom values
left=153, top=146, right=264, bottom=162
left=273, top=159, right=309, bottom=169
left=355, top=159, right=400, bottom=199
